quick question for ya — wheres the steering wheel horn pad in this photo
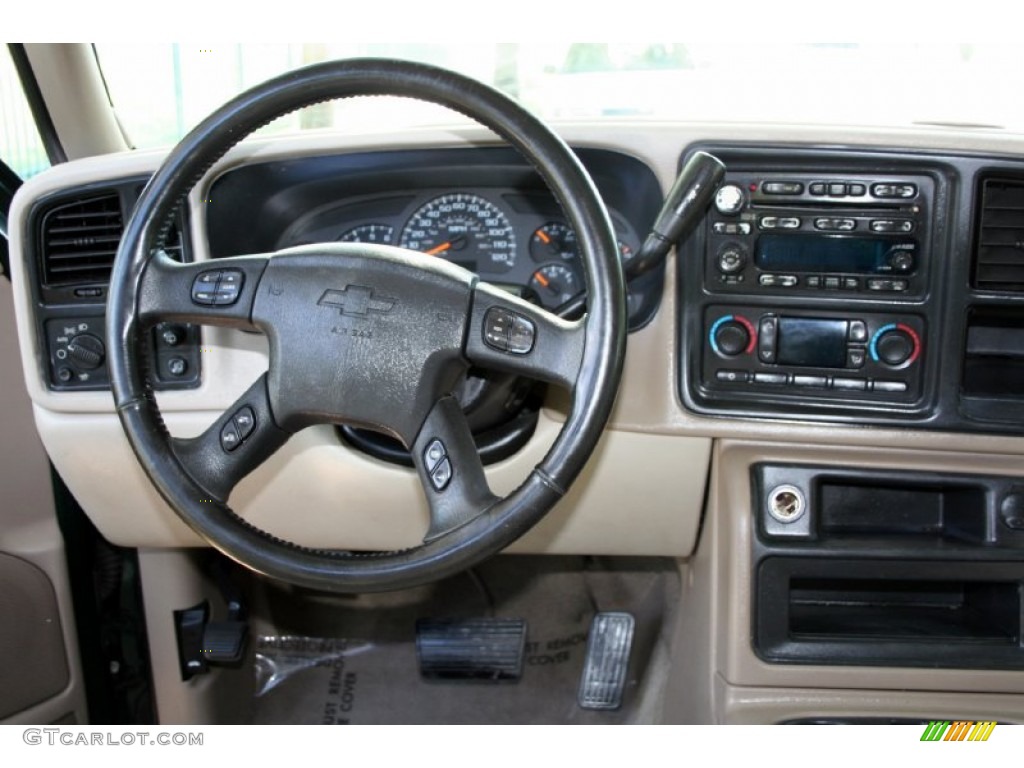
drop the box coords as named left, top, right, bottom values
left=108, top=59, right=625, bottom=593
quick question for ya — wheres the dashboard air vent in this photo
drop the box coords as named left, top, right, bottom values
left=975, top=178, right=1024, bottom=292
left=41, top=192, right=123, bottom=286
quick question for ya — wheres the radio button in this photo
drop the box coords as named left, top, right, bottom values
left=793, top=375, right=828, bottom=388
left=806, top=275, right=822, bottom=288
left=873, top=380, right=909, bottom=393
left=754, top=372, right=788, bottom=385
left=824, top=276, right=841, bottom=290
left=848, top=183, right=867, bottom=196
left=867, top=278, right=892, bottom=291
left=828, top=183, right=847, bottom=196
left=715, top=369, right=750, bottom=383
left=848, top=321, right=868, bottom=343
left=872, top=183, right=918, bottom=199
left=832, top=377, right=868, bottom=391
left=848, top=349, right=867, bottom=368
left=843, top=277, right=860, bottom=290
left=714, top=184, right=746, bottom=215
left=809, top=182, right=827, bottom=196
left=717, top=246, right=747, bottom=274
left=713, top=222, right=752, bottom=235
left=778, top=217, right=801, bottom=229
left=759, top=216, right=779, bottom=230
left=763, top=181, right=804, bottom=195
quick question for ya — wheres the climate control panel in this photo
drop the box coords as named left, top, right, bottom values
left=701, top=305, right=925, bottom=401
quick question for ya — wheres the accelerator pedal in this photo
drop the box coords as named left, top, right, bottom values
left=578, top=612, right=635, bottom=710
left=416, top=618, right=527, bottom=682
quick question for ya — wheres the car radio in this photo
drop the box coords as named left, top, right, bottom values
left=704, top=172, right=934, bottom=298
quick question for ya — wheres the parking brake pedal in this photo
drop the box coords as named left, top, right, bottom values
left=174, top=556, right=250, bottom=680
left=416, top=618, right=527, bottom=682
left=578, top=612, right=635, bottom=710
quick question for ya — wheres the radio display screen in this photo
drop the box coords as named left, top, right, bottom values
left=776, top=317, right=848, bottom=368
left=755, top=234, right=914, bottom=274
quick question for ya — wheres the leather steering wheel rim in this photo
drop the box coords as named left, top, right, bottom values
left=107, top=59, right=626, bottom=593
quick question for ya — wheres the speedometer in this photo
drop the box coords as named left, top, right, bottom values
left=399, top=193, right=516, bottom=274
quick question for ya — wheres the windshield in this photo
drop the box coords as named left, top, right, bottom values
left=94, top=43, right=1024, bottom=149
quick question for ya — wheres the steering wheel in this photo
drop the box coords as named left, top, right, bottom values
left=107, top=59, right=625, bottom=593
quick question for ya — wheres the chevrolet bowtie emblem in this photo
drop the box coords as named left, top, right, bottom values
left=317, top=285, right=396, bottom=317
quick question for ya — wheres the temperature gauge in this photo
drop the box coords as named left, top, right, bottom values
left=530, top=222, right=578, bottom=262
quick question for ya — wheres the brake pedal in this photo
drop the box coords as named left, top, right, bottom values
left=578, top=612, right=635, bottom=710
left=416, top=618, right=527, bottom=682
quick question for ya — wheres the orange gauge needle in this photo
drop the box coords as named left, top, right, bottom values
left=425, top=242, right=451, bottom=256
left=536, top=229, right=551, bottom=244
left=534, top=272, right=551, bottom=288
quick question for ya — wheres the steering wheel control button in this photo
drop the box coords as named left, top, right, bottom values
left=483, top=307, right=512, bottom=351
left=191, top=269, right=243, bottom=306
left=214, top=270, right=244, bottom=306
left=220, top=422, right=242, bottom=452
left=191, top=271, right=222, bottom=305
left=232, top=407, right=256, bottom=440
left=429, top=458, right=453, bottom=492
left=483, top=307, right=535, bottom=355
left=424, top=440, right=446, bottom=473
left=508, top=315, right=537, bottom=355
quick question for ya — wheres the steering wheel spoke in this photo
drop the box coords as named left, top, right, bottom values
left=171, top=373, right=290, bottom=503
left=465, top=282, right=586, bottom=391
left=412, top=395, right=499, bottom=542
left=138, top=250, right=269, bottom=330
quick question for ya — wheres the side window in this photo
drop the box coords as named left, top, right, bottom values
left=0, top=45, right=51, bottom=179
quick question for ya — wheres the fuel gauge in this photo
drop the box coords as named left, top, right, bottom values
left=529, top=263, right=581, bottom=308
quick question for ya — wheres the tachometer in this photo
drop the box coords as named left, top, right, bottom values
left=399, top=193, right=516, bottom=274
left=339, top=223, right=394, bottom=244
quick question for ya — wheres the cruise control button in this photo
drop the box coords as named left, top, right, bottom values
left=424, top=439, right=446, bottom=473
left=220, top=422, right=241, bottom=452
left=195, top=271, right=221, bottom=284
left=429, top=458, right=453, bottom=491
left=233, top=406, right=256, bottom=440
